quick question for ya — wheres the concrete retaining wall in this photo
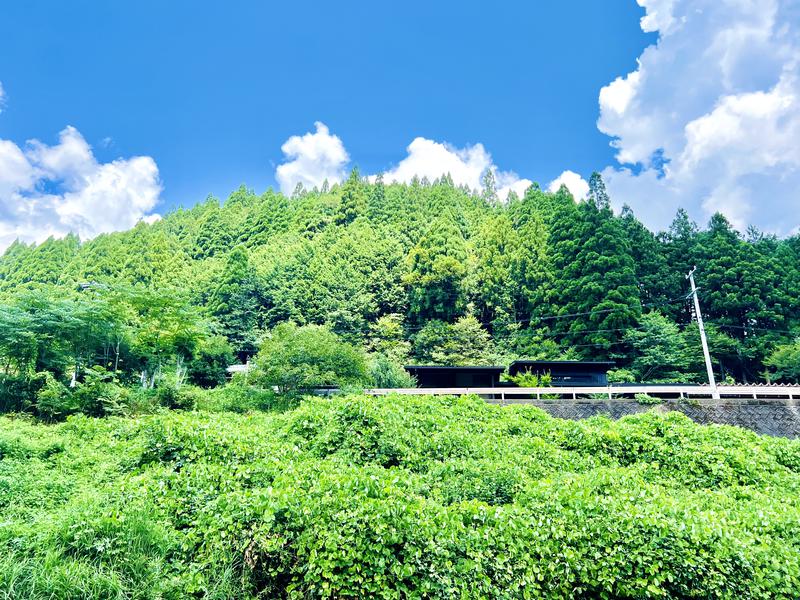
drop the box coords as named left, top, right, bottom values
left=511, top=398, right=800, bottom=438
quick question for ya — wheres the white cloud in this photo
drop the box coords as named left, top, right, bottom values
left=0, top=126, right=162, bottom=250
left=382, top=137, right=490, bottom=189
left=275, top=121, right=349, bottom=195
left=380, top=137, right=531, bottom=200
left=0, top=81, right=5, bottom=112
left=599, top=0, right=800, bottom=234
left=275, top=124, right=532, bottom=201
left=548, top=170, right=589, bottom=200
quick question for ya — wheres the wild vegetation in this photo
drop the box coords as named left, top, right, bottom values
left=1, top=172, right=799, bottom=421
left=1, top=393, right=799, bottom=598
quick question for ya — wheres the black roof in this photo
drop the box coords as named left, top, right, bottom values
left=509, top=360, right=615, bottom=368
left=405, top=365, right=505, bottom=372
left=508, top=360, right=615, bottom=376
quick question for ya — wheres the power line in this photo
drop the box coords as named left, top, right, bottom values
left=373, top=293, right=692, bottom=334
left=708, top=323, right=798, bottom=336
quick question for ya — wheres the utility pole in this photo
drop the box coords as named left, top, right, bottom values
left=686, top=267, right=719, bottom=400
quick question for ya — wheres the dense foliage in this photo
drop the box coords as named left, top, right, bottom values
left=250, top=322, right=368, bottom=395
left=0, top=173, right=798, bottom=415
left=1, top=393, right=798, bottom=598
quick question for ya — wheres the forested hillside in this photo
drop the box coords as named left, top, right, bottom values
left=1, top=170, right=799, bottom=402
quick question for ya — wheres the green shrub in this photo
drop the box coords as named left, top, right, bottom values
left=608, top=367, right=636, bottom=383
left=251, top=322, right=368, bottom=395
left=635, top=392, right=662, bottom=405
left=33, top=372, right=76, bottom=422
left=188, top=335, right=235, bottom=388
left=0, top=374, right=34, bottom=413
left=1, top=395, right=800, bottom=598
left=124, top=387, right=161, bottom=415
left=200, top=381, right=289, bottom=413
left=507, top=368, right=552, bottom=387
left=368, top=353, right=416, bottom=388
left=155, top=384, right=205, bottom=410
left=73, top=367, right=127, bottom=417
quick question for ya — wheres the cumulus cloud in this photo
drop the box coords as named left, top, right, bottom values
left=275, top=124, right=533, bottom=201
left=0, top=126, right=162, bottom=250
left=548, top=170, right=590, bottom=200
left=380, top=137, right=532, bottom=200
left=275, top=122, right=349, bottom=195
left=599, top=0, right=800, bottom=234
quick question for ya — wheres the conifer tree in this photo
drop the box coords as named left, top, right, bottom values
left=587, top=171, right=609, bottom=208
left=336, top=168, right=367, bottom=226
left=471, top=214, right=519, bottom=327
left=481, top=169, right=498, bottom=204
left=549, top=199, right=641, bottom=358
left=405, top=213, right=468, bottom=323
left=620, top=205, right=673, bottom=307
left=208, top=246, right=259, bottom=359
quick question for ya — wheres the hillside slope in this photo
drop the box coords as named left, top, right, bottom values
left=1, top=178, right=799, bottom=384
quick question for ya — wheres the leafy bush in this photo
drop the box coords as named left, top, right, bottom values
left=73, top=367, right=127, bottom=417
left=33, top=372, right=75, bottom=422
left=124, top=387, right=161, bottom=415
left=1, top=395, right=800, bottom=598
left=188, top=335, right=235, bottom=388
left=155, top=384, right=205, bottom=410
left=412, top=316, right=497, bottom=365
left=635, top=392, right=662, bottom=405
left=368, top=353, right=416, bottom=388
left=0, top=373, right=34, bottom=413
left=607, top=367, right=636, bottom=383
left=204, top=381, right=291, bottom=413
left=251, top=322, right=368, bottom=395
left=506, top=368, right=552, bottom=387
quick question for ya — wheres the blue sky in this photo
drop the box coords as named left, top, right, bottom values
left=1, top=0, right=798, bottom=246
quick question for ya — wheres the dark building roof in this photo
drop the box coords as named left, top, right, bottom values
left=404, top=365, right=504, bottom=388
left=402, top=362, right=615, bottom=388
left=508, top=360, right=615, bottom=375
left=508, top=360, right=614, bottom=386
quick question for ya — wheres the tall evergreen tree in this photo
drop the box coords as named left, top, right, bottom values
left=405, top=213, right=468, bottom=323
left=549, top=199, right=641, bottom=359
left=587, top=171, right=609, bottom=208
left=620, top=205, right=674, bottom=308
left=208, top=246, right=259, bottom=359
left=471, top=215, right=519, bottom=328
left=336, top=168, right=367, bottom=226
left=481, top=169, right=498, bottom=204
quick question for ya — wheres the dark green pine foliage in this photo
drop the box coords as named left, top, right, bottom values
left=207, top=246, right=259, bottom=359
left=336, top=168, right=367, bottom=226
left=775, top=234, right=800, bottom=328
left=0, top=234, right=80, bottom=289
left=694, top=215, right=791, bottom=381
left=471, top=214, right=519, bottom=328
left=549, top=198, right=641, bottom=359
left=587, top=171, right=609, bottom=207
left=405, top=212, right=468, bottom=324
left=366, top=174, right=386, bottom=222
left=0, top=175, right=798, bottom=383
left=193, top=198, right=233, bottom=259
left=619, top=205, right=674, bottom=308
left=238, top=191, right=292, bottom=247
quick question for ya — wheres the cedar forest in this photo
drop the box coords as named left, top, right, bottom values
left=2, top=170, right=800, bottom=412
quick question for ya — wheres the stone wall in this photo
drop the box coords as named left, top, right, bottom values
left=500, top=398, right=800, bottom=438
